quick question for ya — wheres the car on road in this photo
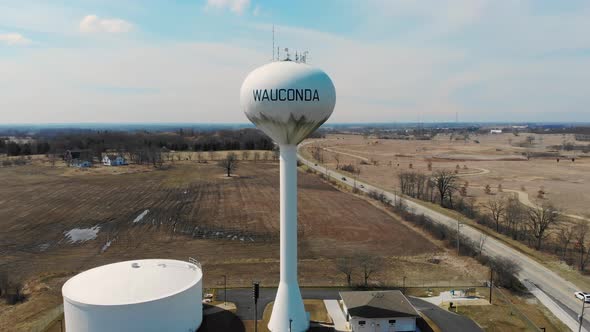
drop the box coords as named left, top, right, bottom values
left=360, top=184, right=364, bottom=188
left=575, top=291, right=590, bottom=303
left=341, top=177, right=346, bottom=181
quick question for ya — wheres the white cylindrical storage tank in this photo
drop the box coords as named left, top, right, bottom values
left=62, top=259, right=202, bottom=332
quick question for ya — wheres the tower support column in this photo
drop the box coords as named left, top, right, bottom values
left=268, top=144, right=308, bottom=332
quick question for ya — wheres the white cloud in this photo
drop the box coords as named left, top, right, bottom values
left=79, top=15, right=133, bottom=33
left=0, top=33, right=31, bottom=46
left=206, top=0, right=250, bottom=15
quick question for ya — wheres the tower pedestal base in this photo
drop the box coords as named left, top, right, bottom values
left=268, top=282, right=308, bottom=332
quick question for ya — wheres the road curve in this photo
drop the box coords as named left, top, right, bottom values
left=298, top=143, right=588, bottom=332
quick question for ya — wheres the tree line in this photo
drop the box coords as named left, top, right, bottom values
left=0, top=128, right=274, bottom=158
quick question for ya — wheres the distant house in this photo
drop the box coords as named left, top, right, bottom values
left=64, top=149, right=93, bottom=167
left=71, top=159, right=92, bottom=168
left=490, top=129, right=503, bottom=134
left=340, top=290, right=420, bottom=332
left=102, top=154, right=127, bottom=166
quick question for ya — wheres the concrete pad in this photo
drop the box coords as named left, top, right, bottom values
left=324, top=300, right=349, bottom=332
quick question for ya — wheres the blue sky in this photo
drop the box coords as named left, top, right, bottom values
left=1, top=0, right=589, bottom=123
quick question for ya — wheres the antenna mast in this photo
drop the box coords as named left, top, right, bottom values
left=272, top=25, right=275, bottom=61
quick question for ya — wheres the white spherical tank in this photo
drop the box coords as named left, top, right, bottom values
left=240, top=61, right=336, bottom=145
left=62, top=259, right=202, bottom=332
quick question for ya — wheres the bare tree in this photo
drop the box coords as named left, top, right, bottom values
left=526, top=202, right=560, bottom=250
left=241, top=150, right=250, bottom=161
left=333, top=153, right=341, bottom=170
left=484, top=197, right=506, bottom=232
left=433, top=170, right=457, bottom=208
left=505, top=196, right=525, bottom=240
left=311, top=146, right=323, bottom=163
left=558, top=225, right=574, bottom=260
left=253, top=151, right=260, bottom=163
left=336, top=257, right=355, bottom=286
left=355, top=253, right=384, bottom=287
left=0, top=273, right=8, bottom=298
left=218, top=152, right=238, bottom=177
left=574, top=221, right=590, bottom=271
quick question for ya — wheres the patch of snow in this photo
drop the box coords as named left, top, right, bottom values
left=133, top=209, right=149, bottom=223
left=65, top=226, right=100, bottom=243
left=101, top=240, right=112, bottom=253
left=38, top=243, right=50, bottom=251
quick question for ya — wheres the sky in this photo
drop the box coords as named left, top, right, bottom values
left=1, top=0, right=589, bottom=124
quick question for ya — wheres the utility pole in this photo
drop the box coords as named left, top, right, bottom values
left=403, top=276, right=407, bottom=294
left=579, top=300, right=585, bottom=332
left=489, top=268, right=493, bottom=304
left=253, top=281, right=260, bottom=332
left=456, top=219, right=463, bottom=256
left=222, top=274, right=227, bottom=306
left=272, top=25, right=275, bottom=61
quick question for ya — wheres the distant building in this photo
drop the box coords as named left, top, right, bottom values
left=71, top=160, right=92, bottom=168
left=102, top=154, right=127, bottom=166
left=490, top=129, right=503, bottom=134
left=340, top=290, right=420, bottom=332
left=64, top=149, right=93, bottom=167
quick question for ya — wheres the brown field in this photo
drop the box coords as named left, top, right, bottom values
left=0, top=159, right=490, bottom=330
left=303, top=133, right=590, bottom=218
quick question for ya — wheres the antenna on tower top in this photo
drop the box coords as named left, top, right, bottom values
left=301, top=51, right=309, bottom=63
left=272, top=25, right=275, bottom=61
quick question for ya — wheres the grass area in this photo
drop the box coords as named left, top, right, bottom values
left=404, top=287, right=443, bottom=298
left=305, top=299, right=332, bottom=324
left=453, top=287, right=569, bottom=332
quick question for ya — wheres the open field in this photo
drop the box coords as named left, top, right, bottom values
left=0, top=159, right=490, bottom=330
left=303, top=133, right=590, bottom=218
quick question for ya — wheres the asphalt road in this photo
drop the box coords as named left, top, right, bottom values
left=219, top=288, right=482, bottom=332
left=298, top=143, right=589, bottom=332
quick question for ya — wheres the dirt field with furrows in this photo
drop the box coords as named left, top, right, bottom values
left=0, top=161, right=440, bottom=275
left=303, top=133, right=590, bottom=219
left=0, top=159, right=493, bottom=329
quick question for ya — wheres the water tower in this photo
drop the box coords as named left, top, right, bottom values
left=241, top=59, right=336, bottom=331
